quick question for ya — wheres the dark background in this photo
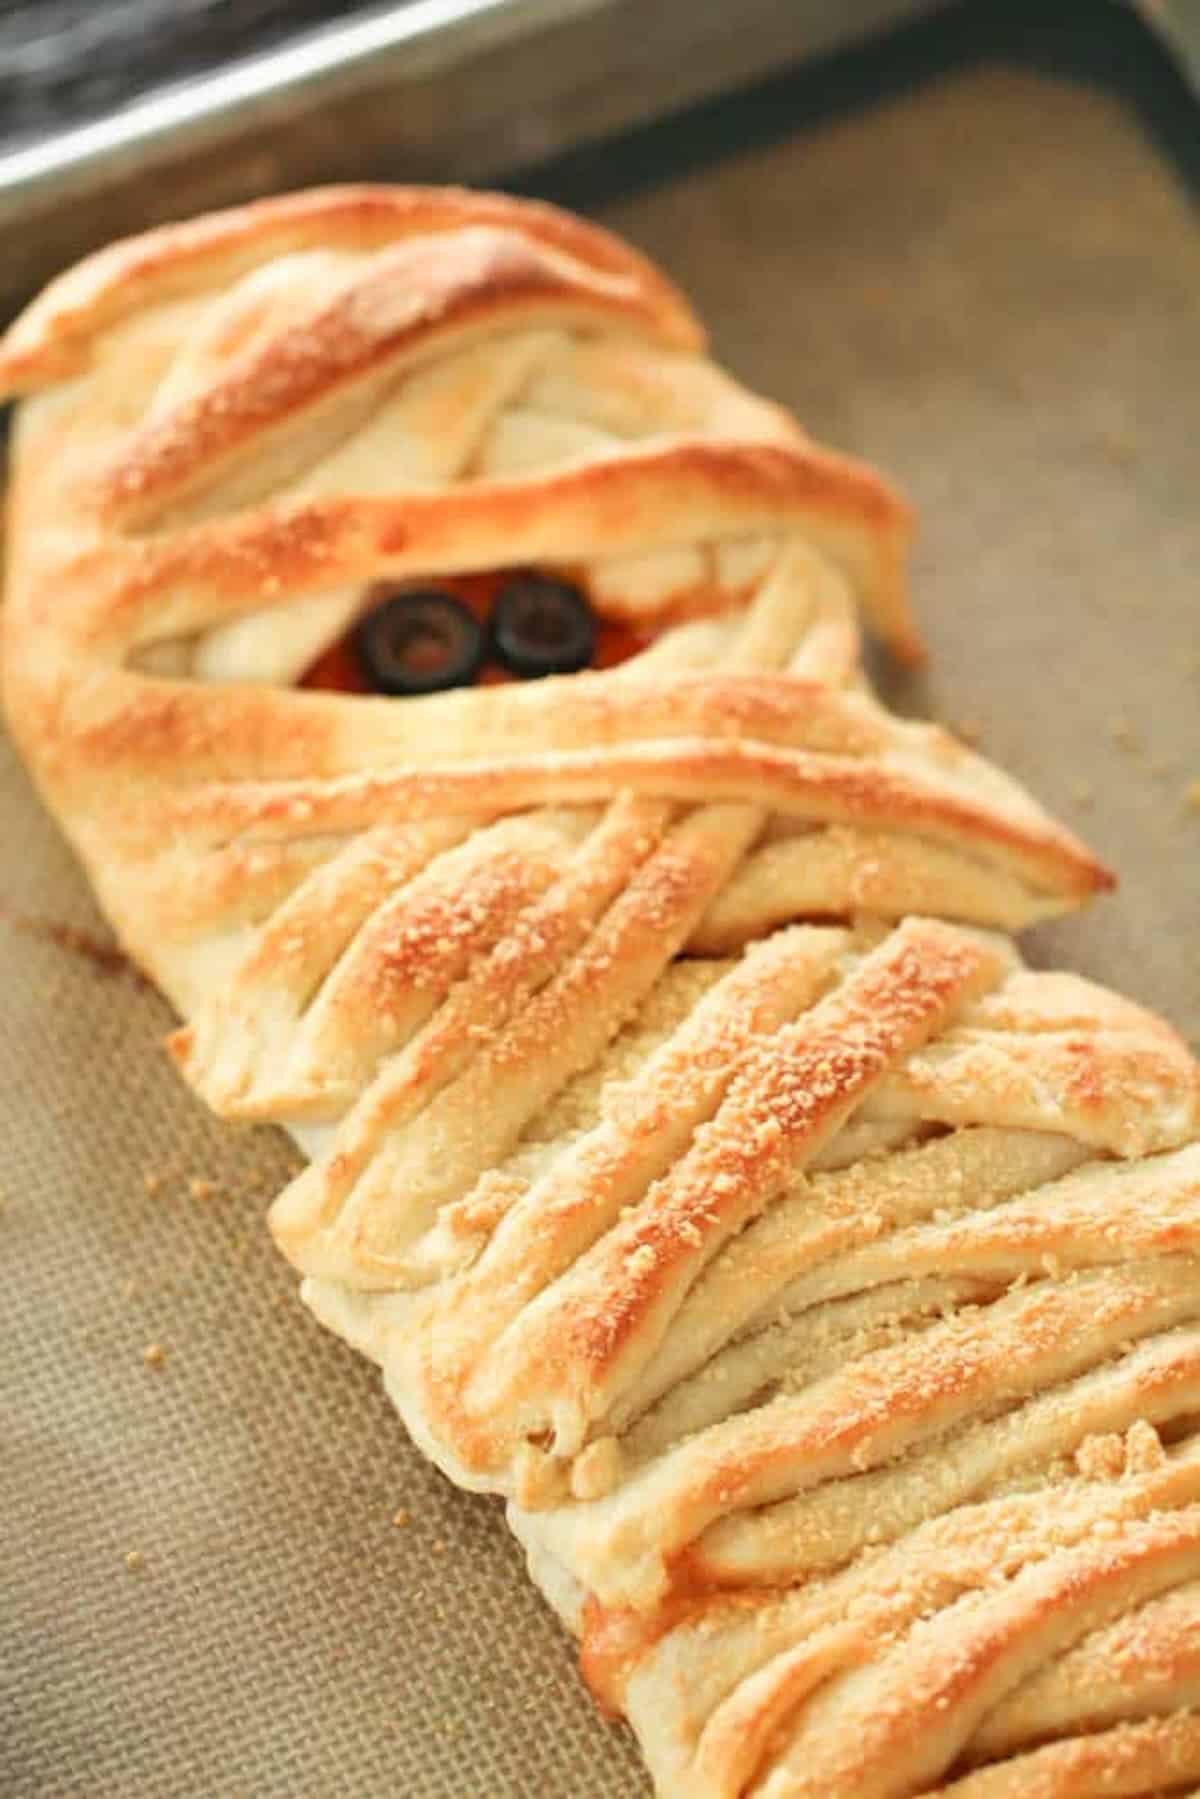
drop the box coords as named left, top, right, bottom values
left=0, top=0, right=1194, bottom=190
left=0, top=0, right=356, bottom=151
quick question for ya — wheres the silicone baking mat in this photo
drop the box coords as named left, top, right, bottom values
left=3, top=36, right=1197, bottom=1799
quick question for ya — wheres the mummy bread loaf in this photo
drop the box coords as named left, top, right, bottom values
left=0, top=186, right=1110, bottom=1027
left=3, top=188, right=1195, bottom=1799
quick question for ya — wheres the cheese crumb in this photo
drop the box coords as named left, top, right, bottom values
left=627, top=1244, right=657, bottom=1278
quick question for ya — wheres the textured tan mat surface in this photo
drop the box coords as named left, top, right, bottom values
left=3, top=64, right=1197, bottom=1799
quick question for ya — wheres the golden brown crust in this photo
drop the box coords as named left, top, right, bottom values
left=0, top=183, right=1109, bottom=1040
left=92, top=228, right=703, bottom=529
left=295, top=906, right=1197, bottom=1796
left=294, top=915, right=1198, bottom=1472
left=0, top=184, right=703, bottom=390
left=929, top=1715, right=1200, bottom=1797
left=2, top=185, right=1182, bottom=1799
left=590, top=1417, right=1200, bottom=1795
left=3, top=185, right=996, bottom=1049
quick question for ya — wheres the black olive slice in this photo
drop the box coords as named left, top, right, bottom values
left=490, top=573, right=596, bottom=679
left=354, top=590, right=485, bottom=695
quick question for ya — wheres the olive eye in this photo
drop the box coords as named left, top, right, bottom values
left=354, top=590, right=485, bottom=695
left=490, top=574, right=596, bottom=679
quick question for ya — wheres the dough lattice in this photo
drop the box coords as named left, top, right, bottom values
left=3, top=188, right=1194, bottom=1799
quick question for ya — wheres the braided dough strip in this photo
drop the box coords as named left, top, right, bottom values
left=929, top=1715, right=1200, bottom=1797
left=295, top=916, right=1199, bottom=1796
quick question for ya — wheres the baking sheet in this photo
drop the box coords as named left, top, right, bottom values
left=0, top=0, right=941, bottom=322
left=3, top=52, right=1198, bottom=1799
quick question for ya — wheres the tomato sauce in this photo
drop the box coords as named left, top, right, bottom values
left=300, top=572, right=650, bottom=694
